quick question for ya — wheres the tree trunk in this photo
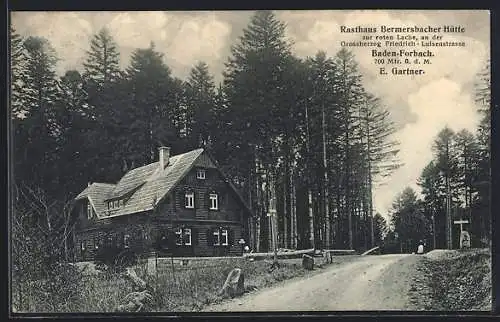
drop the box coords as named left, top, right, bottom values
left=445, top=140, right=452, bottom=250
left=322, top=104, right=330, bottom=249
left=308, top=189, right=315, bottom=249
left=256, top=216, right=261, bottom=253
left=255, top=152, right=261, bottom=252
left=432, top=214, right=436, bottom=249
left=305, top=95, right=315, bottom=250
left=290, top=173, right=297, bottom=249
left=283, top=166, right=288, bottom=249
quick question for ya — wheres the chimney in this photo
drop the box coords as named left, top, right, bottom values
left=158, top=146, right=170, bottom=170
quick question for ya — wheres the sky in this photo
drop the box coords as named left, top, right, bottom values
left=11, top=10, right=490, bottom=218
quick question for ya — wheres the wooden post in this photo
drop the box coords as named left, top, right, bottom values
left=454, top=219, right=469, bottom=248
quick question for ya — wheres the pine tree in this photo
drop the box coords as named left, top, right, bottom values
left=125, top=42, right=179, bottom=165
left=373, top=213, right=387, bottom=246
left=360, top=94, right=401, bottom=247
left=473, top=60, right=491, bottom=245
left=185, top=62, right=217, bottom=149
left=81, top=27, right=125, bottom=182
left=418, top=161, right=445, bottom=249
left=304, top=51, right=342, bottom=249
left=53, top=70, right=91, bottom=197
left=453, top=130, right=479, bottom=211
left=223, top=10, right=296, bottom=251
left=83, top=27, right=122, bottom=90
left=390, top=187, right=430, bottom=252
left=10, top=27, right=30, bottom=119
left=14, top=36, right=60, bottom=195
left=333, top=48, right=365, bottom=250
left=432, top=127, right=459, bottom=249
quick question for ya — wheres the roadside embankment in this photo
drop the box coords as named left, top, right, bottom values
left=409, top=248, right=491, bottom=311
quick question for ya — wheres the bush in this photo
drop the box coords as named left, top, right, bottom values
left=14, top=262, right=85, bottom=313
left=94, top=246, right=122, bottom=266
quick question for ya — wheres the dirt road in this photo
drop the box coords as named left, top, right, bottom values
left=203, top=254, right=421, bottom=312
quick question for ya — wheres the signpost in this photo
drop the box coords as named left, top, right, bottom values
left=453, top=219, right=470, bottom=249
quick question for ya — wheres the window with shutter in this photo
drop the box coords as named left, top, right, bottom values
left=192, top=228, right=198, bottom=246
left=206, top=229, right=213, bottom=246
left=175, top=227, right=192, bottom=246
left=213, top=229, right=220, bottom=246
left=175, top=228, right=182, bottom=245
left=211, top=228, right=230, bottom=246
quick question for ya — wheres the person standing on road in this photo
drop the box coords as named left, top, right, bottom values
left=417, top=240, right=424, bottom=254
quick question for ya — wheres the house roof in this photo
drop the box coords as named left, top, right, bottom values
left=75, top=148, right=253, bottom=219
left=75, top=183, right=116, bottom=217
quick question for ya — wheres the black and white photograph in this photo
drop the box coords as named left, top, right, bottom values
left=9, top=9, right=491, bottom=314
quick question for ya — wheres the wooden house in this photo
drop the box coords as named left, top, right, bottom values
left=72, top=147, right=254, bottom=261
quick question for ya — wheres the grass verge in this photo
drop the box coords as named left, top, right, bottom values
left=14, top=255, right=359, bottom=313
left=409, top=248, right=491, bottom=311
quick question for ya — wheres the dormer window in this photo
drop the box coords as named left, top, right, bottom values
left=197, top=169, right=206, bottom=180
left=107, top=199, right=122, bottom=210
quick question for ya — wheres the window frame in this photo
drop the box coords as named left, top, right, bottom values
left=212, top=228, right=229, bottom=246
left=123, top=234, right=130, bottom=248
left=185, top=191, right=195, bottom=209
left=213, top=229, right=220, bottom=246
left=183, top=228, right=192, bottom=246
left=175, top=227, right=192, bottom=246
left=87, top=202, right=93, bottom=219
left=221, top=229, right=229, bottom=246
left=175, top=228, right=183, bottom=245
left=209, top=193, right=219, bottom=210
left=196, top=169, right=206, bottom=180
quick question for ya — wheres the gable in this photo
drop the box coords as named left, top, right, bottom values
left=75, top=183, right=115, bottom=218
left=193, top=152, right=217, bottom=169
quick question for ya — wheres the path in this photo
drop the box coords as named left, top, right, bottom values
left=203, top=254, right=421, bottom=311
